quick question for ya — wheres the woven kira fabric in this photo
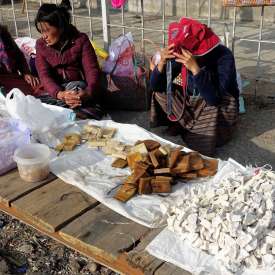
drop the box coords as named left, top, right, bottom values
left=150, top=90, right=238, bottom=156
left=223, top=0, right=275, bottom=6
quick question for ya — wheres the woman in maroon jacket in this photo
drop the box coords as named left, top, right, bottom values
left=34, top=0, right=104, bottom=119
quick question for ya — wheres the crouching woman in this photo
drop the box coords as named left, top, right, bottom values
left=34, top=0, right=104, bottom=119
left=150, top=18, right=239, bottom=156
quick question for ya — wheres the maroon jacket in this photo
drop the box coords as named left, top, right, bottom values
left=35, top=27, right=100, bottom=98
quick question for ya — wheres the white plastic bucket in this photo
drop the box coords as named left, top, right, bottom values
left=14, top=143, right=50, bottom=182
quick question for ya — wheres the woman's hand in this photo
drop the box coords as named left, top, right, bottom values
left=157, top=44, right=175, bottom=73
left=57, top=89, right=89, bottom=109
left=24, top=74, right=40, bottom=88
left=173, top=49, right=200, bottom=75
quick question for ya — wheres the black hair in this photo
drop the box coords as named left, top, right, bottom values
left=34, top=0, right=72, bottom=39
left=0, top=24, right=11, bottom=46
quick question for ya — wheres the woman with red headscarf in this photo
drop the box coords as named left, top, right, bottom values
left=150, top=18, right=239, bottom=156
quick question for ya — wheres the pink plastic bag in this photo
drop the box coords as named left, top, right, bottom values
left=111, top=0, right=127, bottom=8
left=103, top=33, right=135, bottom=78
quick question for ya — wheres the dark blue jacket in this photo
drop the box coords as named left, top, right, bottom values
left=150, top=45, right=239, bottom=106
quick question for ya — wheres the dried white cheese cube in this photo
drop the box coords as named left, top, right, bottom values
left=243, top=212, right=257, bottom=226
left=262, top=254, right=275, bottom=268
left=245, top=255, right=259, bottom=269
left=266, top=199, right=274, bottom=210
left=212, top=225, right=221, bottom=242
left=212, top=215, right=223, bottom=227
left=200, top=241, right=210, bottom=251
left=237, top=248, right=250, bottom=262
left=192, top=237, right=203, bottom=248
left=244, top=238, right=257, bottom=253
left=260, top=242, right=273, bottom=255
left=208, top=243, right=219, bottom=255
left=236, top=232, right=253, bottom=248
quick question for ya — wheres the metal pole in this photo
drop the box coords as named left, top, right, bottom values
left=11, top=0, right=18, bottom=37
left=24, top=0, right=32, bottom=37
left=255, top=6, right=265, bottom=98
left=141, top=0, right=144, bottom=49
left=208, top=0, right=211, bottom=27
left=185, top=0, right=187, bottom=17
left=87, top=0, right=93, bottom=39
left=101, top=0, right=111, bottom=50
left=121, top=4, right=125, bottom=35
left=231, top=6, right=237, bottom=54
left=71, top=0, right=76, bottom=26
left=162, top=0, right=165, bottom=47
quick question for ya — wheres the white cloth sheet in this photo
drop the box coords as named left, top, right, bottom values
left=49, top=119, right=226, bottom=228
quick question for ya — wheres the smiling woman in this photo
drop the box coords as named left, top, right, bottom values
left=34, top=0, right=105, bottom=120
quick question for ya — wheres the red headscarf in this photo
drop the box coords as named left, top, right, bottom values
left=168, top=17, right=220, bottom=90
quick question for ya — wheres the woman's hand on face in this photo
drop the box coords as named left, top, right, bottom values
left=157, top=44, right=175, bottom=72
left=173, top=49, right=200, bottom=75
left=24, top=74, right=40, bottom=88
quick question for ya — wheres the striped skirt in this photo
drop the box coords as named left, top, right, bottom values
left=150, top=89, right=238, bottom=156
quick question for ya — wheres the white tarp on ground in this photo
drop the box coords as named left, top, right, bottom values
left=49, top=119, right=230, bottom=228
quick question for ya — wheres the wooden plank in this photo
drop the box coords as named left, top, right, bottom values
left=0, top=202, right=144, bottom=275
left=126, top=228, right=164, bottom=274
left=154, top=262, right=191, bottom=275
left=11, top=179, right=99, bottom=233
left=0, top=169, right=56, bottom=206
left=59, top=204, right=150, bottom=257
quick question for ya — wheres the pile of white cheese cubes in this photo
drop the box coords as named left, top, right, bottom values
left=162, top=170, right=275, bottom=274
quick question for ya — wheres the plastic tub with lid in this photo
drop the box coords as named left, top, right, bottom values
left=14, top=143, right=51, bottom=182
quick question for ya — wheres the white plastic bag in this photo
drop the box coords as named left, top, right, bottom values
left=0, top=118, right=30, bottom=175
left=5, top=89, right=75, bottom=134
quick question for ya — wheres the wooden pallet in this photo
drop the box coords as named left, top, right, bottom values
left=0, top=169, right=191, bottom=275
